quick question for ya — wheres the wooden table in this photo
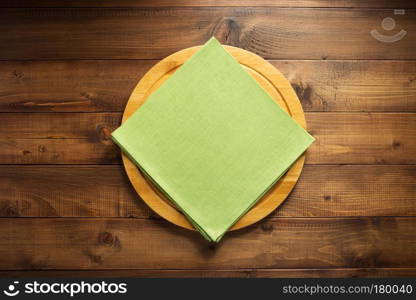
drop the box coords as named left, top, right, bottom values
left=0, top=1, right=415, bottom=278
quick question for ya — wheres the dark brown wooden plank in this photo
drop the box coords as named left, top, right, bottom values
left=0, top=112, right=120, bottom=139
left=306, top=112, right=416, bottom=164
left=0, top=139, right=120, bottom=164
left=0, top=112, right=120, bottom=164
left=1, top=112, right=414, bottom=164
left=1, top=165, right=414, bottom=218
left=0, top=8, right=414, bottom=60
left=2, top=268, right=416, bottom=278
left=0, top=60, right=151, bottom=112
left=274, top=60, right=416, bottom=112
left=277, top=165, right=416, bottom=217
left=0, top=166, right=149, bottom=218
left=2, top=0, right=415, bottom=8
left=0, top=217, right=414, bottom=269
left=1, top=60, right=415, bottom=113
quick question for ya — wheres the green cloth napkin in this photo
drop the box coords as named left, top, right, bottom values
left=112, top=37, right=314, bottom=242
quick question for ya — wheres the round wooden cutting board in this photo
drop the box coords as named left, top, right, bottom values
left=121, top=45, right=307, bottom=231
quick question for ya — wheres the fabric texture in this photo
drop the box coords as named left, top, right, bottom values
left=112, top=37, right=314, bottom=242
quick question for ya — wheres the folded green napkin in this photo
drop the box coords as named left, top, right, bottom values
left=112, top=37, right=314, bottom=242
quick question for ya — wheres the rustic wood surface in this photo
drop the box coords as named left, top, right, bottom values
left=0, top=8, right=415, bottom=60
left=1, top=112, right=414, bottom=164
left=0, top=1, right=415, bottom=278
left=3, top=1, right=416, bottom=9
left=3, top=268, right=416, bottom=278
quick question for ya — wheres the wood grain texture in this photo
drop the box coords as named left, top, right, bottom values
left=277, top=165, right=416, bottom=217
left=2, top=0, right=415, bottom=8
left=0, top=113, right=120, bottom=164
left=0, top=139, right=119, bottom=165
left=0, top=2, right=415, bottom=278
left=1, top=60, right=415, bottom=113
left=0, top=165, right=414, bottom=218
left=0, top=60, right=150, bottom=112
left=0, top=166, right=147, bottom=218
left=306, top=112, right=416, bottom=164
left=0, top=112, right=119, bottom=139
left=0, top=8, right=414, bottom=60
left=1, top=112, right=414, bottom=164
left=275, top=60, right=416, bottom=112
left=2, top=268, right=416, bottom=278
left=0, top=217, right=414, bottom=269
